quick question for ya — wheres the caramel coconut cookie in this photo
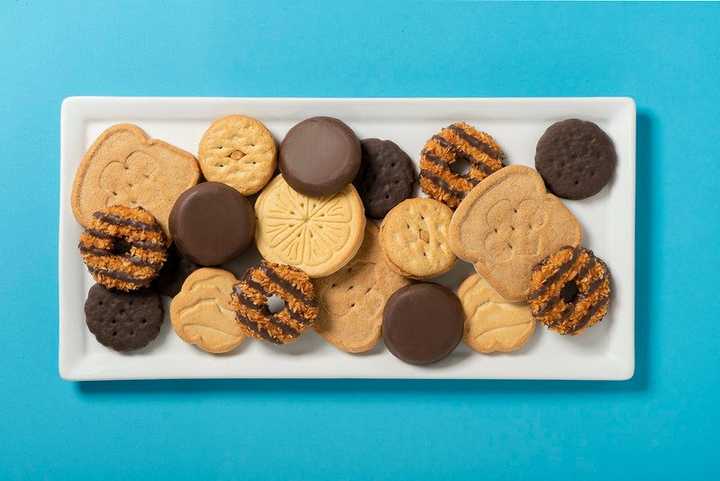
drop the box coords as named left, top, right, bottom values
left=419, top=122, right=504, bottom=209
left=230, top=261, right=319, bottom=344
left=529, top=246, right=611, bottom=335
left=79, top=205, right=167, bottom=291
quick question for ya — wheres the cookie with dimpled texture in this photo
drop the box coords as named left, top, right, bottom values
left=379, top=198, right=456, bottom=279
left=198, top=115, right=277, bottom=195
left=458, top=273, right=536, bottom=353
left=448, top=165, right=582, bottom=301
left=72, top=124, right=200, bottom=239
left=314, top=222, right=410, bottom=353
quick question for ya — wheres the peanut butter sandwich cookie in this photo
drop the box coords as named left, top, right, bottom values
left=529, top=246, right=611, bottom=335
left=379, top=198, right=456, bottom=279
left=420, top=122, right=504, bottom=209
left=231, top=261, right=319, bottom=344
left=79, top=205, right=167, bottom=291
left=314, top=223, right=410, bottom=353
left=72, top=124, right=199, bottom=238
left=198, top=115, right=277, bottom=195
left=448, top=165, right=582, bottom=301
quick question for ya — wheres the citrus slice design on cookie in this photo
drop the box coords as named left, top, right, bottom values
left=254, top=175, right=366, bottom=278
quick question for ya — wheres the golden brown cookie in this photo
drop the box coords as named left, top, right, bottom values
left=458, top=274, right=535, bottom=353
left=314, top=223, right=410, bottom=353
left=529, top=246, right=611, bottom=335
left=72, top=124, right=200, bottom=238
left=170, top=268, right=245, bottom=353
left=448, top=165, right=582, bottom=301
left=198, top=115, right=277, bottom=195
left=379, top=198, right=456, bottom=279
left=420, top=122, right=504, bottom=209
left=79, top=205, right=167, bottom=291
left=254, top=175, right=366, bottom=278
left=230, top=261, right=319, bottom=344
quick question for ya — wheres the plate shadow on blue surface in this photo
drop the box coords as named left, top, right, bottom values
left=77, top=112, right=655, bottom=398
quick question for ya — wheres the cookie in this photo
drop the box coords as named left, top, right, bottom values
left=419, top=122, right=504, bottom=209
left=535, top=119, right=616, bottom=199
left=458, top=274, right=535, bottom=353
left=169, top=182, right=256, bottom=266
left=354, top=139, right=416, bottom=219
left=254, top=175, right=366, bottom=278
left=79, top=205, right=168, bottom=291
left=84, top=284, right=164, bottom=351
left=72, top=124, right=200, bottom=238
left=198, top=115, right=277, bottom=195
left=448, top=165, right=582, bottom=301
left=379, top=198, right=456, bottom=279
left=529, top=246, right=611, bottom=335
left=279, top=117, right=361, bottom=196
left=382, top=283, right=464, bottom=365
left=154, top=244, right=200, bottom=297
left=170, top=268, right=245, bottom=353
left=230, top=261, right=319, bottom=344
left=314, top=223, right=410, bottom=353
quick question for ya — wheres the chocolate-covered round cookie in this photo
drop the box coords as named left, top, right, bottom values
left=382, top=283, right=464, bottom=365
left=84, top=284, right=164, bottom=351
left=154, top=244, right=200, bottom=297
left=279, top=117, right=361, bottom=196
left=169, top=182, right=255, bottom=266
left=535, top=119, right=616, bottom=200
left=354, top=139, right=416, bottom=219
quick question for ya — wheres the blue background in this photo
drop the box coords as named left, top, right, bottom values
left=1, top=1, right=719, bottom=479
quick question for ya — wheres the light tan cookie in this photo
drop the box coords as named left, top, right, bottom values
left=254, top=175, right=366, bottom=278
left=458, top=274, right=536, bottom=353
left=72, top=124, right=200, bottom=239
left=314, top=222, right=410, bottom=353
left=198, top=115, right=277, bottom=195
left=170, top=268, right=245, bottom=353
left=448, top=165, right=582, bottom=301
left=379, top=198, right=456, bottom=279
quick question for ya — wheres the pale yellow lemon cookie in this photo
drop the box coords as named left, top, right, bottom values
left=170, top=268, right=245, bottom=354
left=254, top=175, right=366, bottom=278
left=458, top=274, right=535, bottom=353
left=314, top=223, right=410, bottom=353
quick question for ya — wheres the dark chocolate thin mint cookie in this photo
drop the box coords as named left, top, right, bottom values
left=535, top=119, right=616, bottom=200
left=84, top=284, right=164, bottom=351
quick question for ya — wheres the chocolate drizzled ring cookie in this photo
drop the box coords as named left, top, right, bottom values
left=419, top=122, right=504, bottom=208
left=230, top=261, right=319, bottom=344
left=79, top=205, right=167, bottom=291
left=529, top=246, right=611, bottom=335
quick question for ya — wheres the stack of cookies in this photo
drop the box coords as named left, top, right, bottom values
left=72, top=114, right=616, bottom=365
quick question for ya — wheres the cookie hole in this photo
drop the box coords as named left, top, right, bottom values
left=590, top=170, right=595, bottom=176
left=119, top=309, right=125, bottom=315
left=218, top=164, right=225, bottom=168
left=406, top=223, right=411, bottom=230
left=391, top=163, right=396, bottom=167
left=98, top=301, right=103, bottom=306
left=141, top=318, right=146, bottom=324
left=560, top=280, right=580, bottom=304
left=266, top=294, right=285, bottom=314
left=112, top=331, right=117, bottom=336
left=290, top=211, right=295, bottom=215
left=365, top=288, right=372, bottom=294
left=347, top=285, right=354, bottom=291
left=330, top=283, right=336, bottom=288
left=111, top=191, right=118, bottom=196
left=350, top=303, right=356, bottom=308
left=300, top=203, right=304, bottom=207
left=494, top=228, right=498, bottom=233
left=111, top=319, right=116, bottom=324
left=507, top=243, right=513, bottom=249
left=347, top=267, right=353, bottom=273
left=128, top=183, right=133, bottom=187
left=574, top=180, right=579, bottom=185
left=510, top=226, right=515, bottom=231
left=393, top=180, right=399, bottom=184
left=110, top=238, right=132, bottom=256
left=449, top=157, right=471, bottom=176
left=129, top=330, right=135, bottom=336
left=252, top=162, right=256, bottom=165
left=513, top=209, right=518, bottom=214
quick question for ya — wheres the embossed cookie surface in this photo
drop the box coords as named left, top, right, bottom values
left=314, top=223, right=410, bottom=353
left=458, top=274, right=535, bottom=353
left=448, top=165, right=582, bottom=301
left=254, top=175, right=366, bottom=278
left=198, top=115, right=277, bottom=195
left=170, top=268, right=245, bottom=353
left=379, top=198, right=456, bottom=279
left=72, top=124, right=200, bottom=238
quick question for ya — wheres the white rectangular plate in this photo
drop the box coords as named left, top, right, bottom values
left=59, top=97, right=635, bottom=381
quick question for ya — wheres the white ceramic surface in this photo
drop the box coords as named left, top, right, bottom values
left=59, top=97, right=635, bottom=381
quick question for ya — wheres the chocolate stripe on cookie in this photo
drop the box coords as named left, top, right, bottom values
left=88, top=267, right=151, bottom=285
left=448, top=124, right=501, bottom=159
left=236, top=280, right=303, bottom=335
left=528, top=246, right=581, bottom=302
left=93, top=212, right=163, bottom=232
left=431, top=137, right=494, bottom=177
left=235, top=312, right=276, bottom=343
left=419, top=169, right=467, bottom=200
left=259, top=263, right=313, bottom=305
left=79, top=246, right=163, bottom=268
left=572, top=298, right=609, bottom=333
left=85, top=229, right=166, bottom=252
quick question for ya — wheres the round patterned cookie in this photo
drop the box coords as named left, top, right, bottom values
left=535, top=119, right=616, bottom=199
left=84, top=284, right=164, bottom=352
left=353, top=139, right=416, bottom=219
left=230, top=261, right=319, bottom=344
left=198, top=115, right=277, bottom=195
left=379, top=198, right=456, bottom=279
left=458, top=274, right=536, bottom=353
left=79, top=205, right=168, bottom=291
left=254, top=175, right=366, bottom=278
left=314, top=223, right=410, bottom=353
left=529, top=246, right=611, bottom=335
left=419, top=122, right=504, bottom=209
